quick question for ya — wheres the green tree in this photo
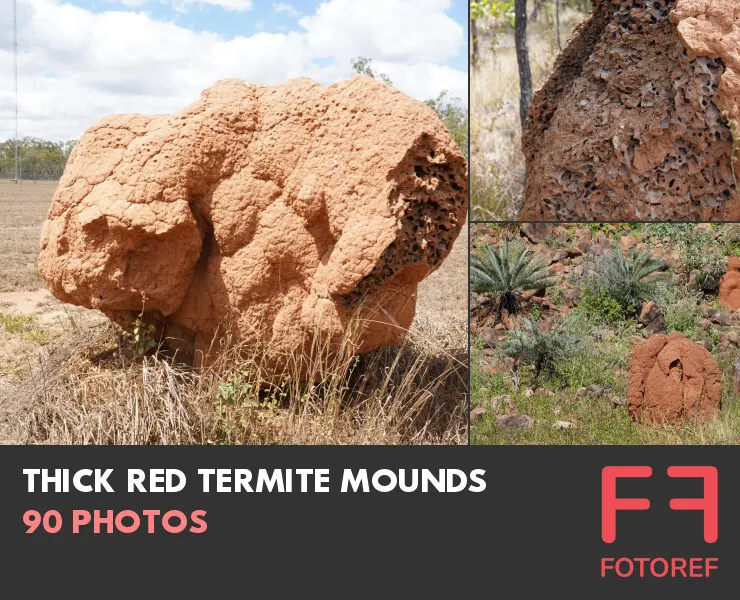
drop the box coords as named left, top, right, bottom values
left=351, top=57, right=393, bottom=86
left=0, top=137, right=77, bottom=180
left=424, top=91, right=469, bottom=159
left=470, top=0, right=515, bottom=58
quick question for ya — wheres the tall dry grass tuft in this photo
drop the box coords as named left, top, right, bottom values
left=19, top=315, right=467, bottom=445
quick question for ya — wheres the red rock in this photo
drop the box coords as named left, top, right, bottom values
left=628, top=332, right=722, bottom=424
left=638, top=301, right=666, bottom=335
left=38, top=78, right=468, bottom=375
left=724, top=331, right=740, bottom=346
left=639, top=301, right=660, bottom=324
left=520, top=223, right=551, bottom=244
left=496, top=414, right=534, bottom=431
left=720, top=257, right=740, bottom=309
left=470, top=408, right=487, bottom=423
left=502, top=314, right=516, bottom=331
left=572, top=228, right=592, bottom=251
left=620, top=236, right=638, bottom=252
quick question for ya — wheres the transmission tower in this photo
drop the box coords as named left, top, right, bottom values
left=13, top=0, right=20, bottom=183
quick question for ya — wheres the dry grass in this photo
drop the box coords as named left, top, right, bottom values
left=0, top=179, right=57, bottom=291
left=471, top=8, right=585, bottom=220
left=19, top=314, right=467, bottom=445
left=0, top=179, right=469, bottom=445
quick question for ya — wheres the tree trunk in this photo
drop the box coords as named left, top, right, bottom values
left=530, top=0, right=547, bottom=23
left=555, top=0, right=562, bottom=50
left=471, top=18, right=479, bottom=67
left=515, top=0, right=533, bottom=130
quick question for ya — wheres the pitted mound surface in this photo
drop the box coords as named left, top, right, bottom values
left=628, top=332, right=722, bottom=423
left=38, top=77, right=468, bottom=374
left=720, top=256, right=740, bottom=308
left=520, top=0, right=740, bottom=222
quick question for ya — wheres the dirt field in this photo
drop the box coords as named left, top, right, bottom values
left=0, top=180, right=468, bottom=445
left=0, top=180, right=58, bottom=292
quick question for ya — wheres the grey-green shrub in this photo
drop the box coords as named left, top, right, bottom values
left=501, top=317, right=578, bottom=380
left=591, top=247, right=666, bottom=314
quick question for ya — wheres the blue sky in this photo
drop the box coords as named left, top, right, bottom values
left=0, top=0, right=468, bottom=140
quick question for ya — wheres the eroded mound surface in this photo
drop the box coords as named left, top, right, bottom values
left=39, top=77, right=468, bottom=374
left=720, top=255, right=740, bottom=308
left=521, top=0, right=740, bottom=221
left=628, top=332, right=722, bottom=423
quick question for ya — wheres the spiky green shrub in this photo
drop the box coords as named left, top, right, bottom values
left=578, top=285, right=629, bottom=327
left=501, top=318, right=578, bottom=380
left=592, top=247, right=666, bottom=314
left=470, top=239, right=554, bottom=315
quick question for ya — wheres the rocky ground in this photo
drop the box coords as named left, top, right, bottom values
left=471, top=223, right=740, bottom=445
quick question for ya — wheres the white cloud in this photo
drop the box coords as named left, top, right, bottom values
left=300, top=0, right=462, bottom=63
left=380, top=62, right=467, bottom=106
left=103, top=0, right=148, bottom=8
left=0, top=0, right=466, bottom=141
left=273, top=2, right=299, bottom=18
left=170, top=0, right=253, bottom=12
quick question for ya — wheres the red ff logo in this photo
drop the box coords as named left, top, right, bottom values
left=602, top=466, right=718, bottom=544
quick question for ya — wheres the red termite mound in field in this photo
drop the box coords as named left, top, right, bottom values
left=628, top=332, right=722, bottom=423
left=38, top=77, right=468, bottom=375
left=720, top=256, right=740, bottom=309
left=520, top=0, right=740, bottom=222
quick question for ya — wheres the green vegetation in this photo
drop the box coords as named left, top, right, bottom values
left=578, top=286, right=628, bottom=327
left=664, top=297, right=701, bottom=341
left=471, top=224, right=740, bottom=445
left=501, top=316, right=577, bottom=380
left=0, top=312, right=50, bottom=345
left=424, top=91, right=469, bottom=159
left=470, top=238, right=554, bottom=315
left=470, top=0, right=515, bottom=53
left=0, top=138, right=76, bottom=180
left=591, top=247, right=666, bottom=315
left=350, top=57, right=393, bottom=86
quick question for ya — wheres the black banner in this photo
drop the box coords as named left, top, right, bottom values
left=0, top=446, right=733, bottom=596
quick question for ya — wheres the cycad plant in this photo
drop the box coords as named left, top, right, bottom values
left=501, top=317, right=578, bottom=380
left=470, top=239, right=554, bottom=315
left=593, top=247, right=666, bottom=314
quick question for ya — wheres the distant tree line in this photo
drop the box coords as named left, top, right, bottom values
left=0, top=137, right=76, bottom=181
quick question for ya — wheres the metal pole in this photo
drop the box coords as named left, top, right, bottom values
left=13, top=0, right=20, bottom=184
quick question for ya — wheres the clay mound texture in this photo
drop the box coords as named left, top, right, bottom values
left=520, top=0, right=740, bottom=221
left=628, top=332, right=722, bottom=423
left=38, top=77, right=468, bottom=372
left=720, top=256, right=740, bottom=308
